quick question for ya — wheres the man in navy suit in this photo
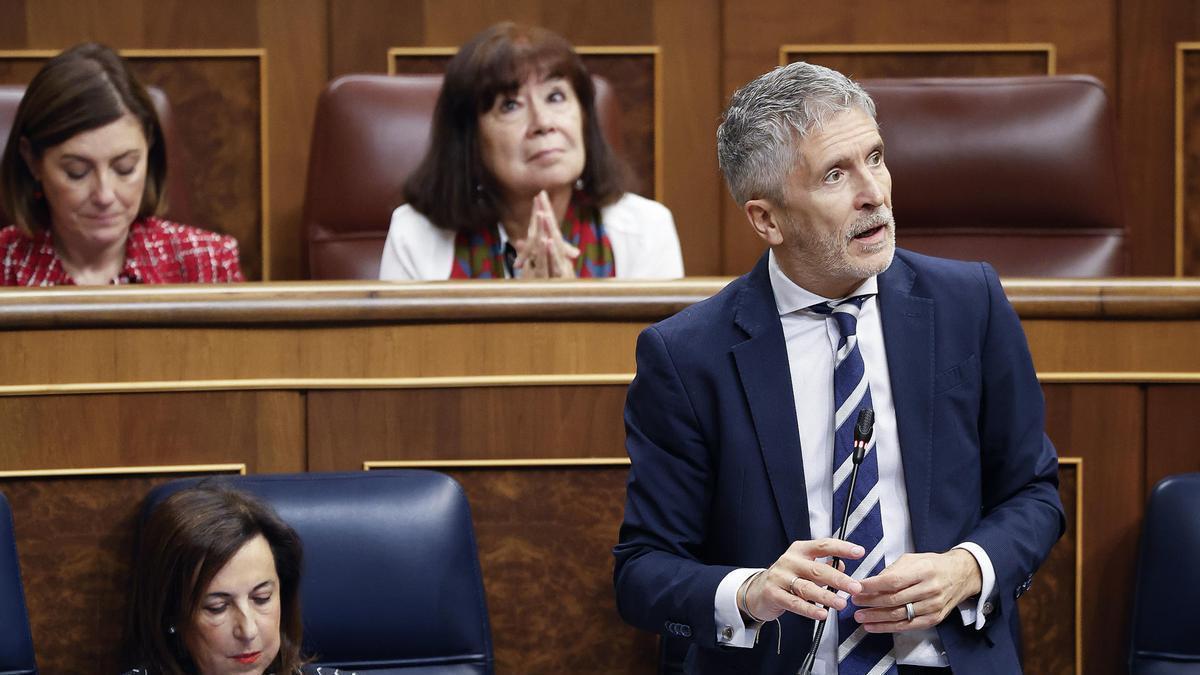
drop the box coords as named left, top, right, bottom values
left=613, top=62, right=1065, bottom=675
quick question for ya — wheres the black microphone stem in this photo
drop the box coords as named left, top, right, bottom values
left=798, top=409, right=874, bottom=675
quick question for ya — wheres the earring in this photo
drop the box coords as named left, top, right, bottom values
left=167, top=625, right=176, bottom=635
left=574, top=177, right=584, bottom=191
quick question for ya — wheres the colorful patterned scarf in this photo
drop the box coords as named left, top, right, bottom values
left=450, top=192, right=615, bottom=278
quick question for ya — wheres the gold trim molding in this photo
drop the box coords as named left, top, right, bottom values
left=5, top=371, right=1200, bottom=398
left=0, top=48, right=271, bottom=280
left=778, top=42, right=1057, bottom=75
left=0, top=462, right=246, bottom=479
left=0, top=374, right=636, bottom=397
left=364, top=457, right=630, bottom=470
left=1057, top=456, right=1084, bottom=673
left=387, top=45, right=663, bottom=201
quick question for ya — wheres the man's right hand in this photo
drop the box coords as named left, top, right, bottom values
left=739, top=538, right=865, bottom=622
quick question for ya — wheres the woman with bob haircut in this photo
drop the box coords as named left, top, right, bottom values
left=124, top=484, right=324, bottom=675
left=380, top=22, right=683, bottom=280
left=0, top=43, right=242, bottom=285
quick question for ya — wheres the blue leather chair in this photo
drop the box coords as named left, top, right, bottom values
left=0, top=491, right=37, bottom=675
left=145, top=471, right=493, bottom=674
left=1129, top=473, right=1200, bottom=674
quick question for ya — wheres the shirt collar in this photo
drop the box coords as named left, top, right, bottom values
left=767, top=248, right=879, bottom=316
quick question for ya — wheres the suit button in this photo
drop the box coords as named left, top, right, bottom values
left=681, top=625, right=692, bottom=638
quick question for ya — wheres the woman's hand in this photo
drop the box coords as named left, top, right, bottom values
left=513, top=190, right=579, bottom=278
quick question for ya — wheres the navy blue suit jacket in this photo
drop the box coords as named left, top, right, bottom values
left=613, top=249, right=1065, bottom=674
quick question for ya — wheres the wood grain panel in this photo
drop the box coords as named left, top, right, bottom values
left=307, top=385, right=628, bottom=471
left=0, top=322, right=642, bottom=386
left=1146, top=385, right=1200, bottom=492
left=257, top=1, right=328, bottom=281
left=440, top=466, right=657, bottom=674
left=389, top=49, right=659, bottom=198
left=1120, top=0, right=1186, bottom=276
left=0, top=51, right=266, bottom=280
left=0, top=391, right=304, bottom=473
left=2, top=468, right=242, bottom=674
left=1178, top=46, right=1200, bottom=277
left=781, top=46, right=1053, bottom=77
left=1043, top=384, right=1143, bottom=675
left=1019, top=460, right=1079, bottom=675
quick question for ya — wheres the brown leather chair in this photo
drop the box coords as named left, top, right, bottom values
left=0, top=85, right=192, bottom=226
left=862, top=75, right=1126, bottom=277
left=303, top=73, right=623, bottom=280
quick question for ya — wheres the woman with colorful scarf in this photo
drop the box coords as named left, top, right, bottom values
left=379, top=22, right=683, bottom=280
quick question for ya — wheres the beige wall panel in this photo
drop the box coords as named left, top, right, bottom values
left=307, top=385, right=628, bottom=470
left=0, top=391, right=304, bottom=472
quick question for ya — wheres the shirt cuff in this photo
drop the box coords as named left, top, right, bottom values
left=952, top=541, right=996, bottom=629
left=714, top=567, right=765, bottom=647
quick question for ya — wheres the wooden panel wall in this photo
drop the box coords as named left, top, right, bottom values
left=3, top=0, right=1200, bottom=277
left=1, top=276, right=1197, bottom=674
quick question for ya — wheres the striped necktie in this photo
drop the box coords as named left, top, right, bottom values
left=810, top=296, right=897, bottom=675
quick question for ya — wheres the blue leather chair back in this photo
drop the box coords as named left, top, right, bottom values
left=0, top=491, right=37, bottom=675
left=145, top=471, right=493, bottom=674
left=1130, top=473, right=1200, bottom=673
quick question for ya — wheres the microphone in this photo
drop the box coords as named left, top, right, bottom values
left=799, top=408, right=874, bottom=675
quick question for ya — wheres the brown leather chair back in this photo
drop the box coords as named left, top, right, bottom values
left=0, top=85, right=191, bottom=226
left=863, top=75, right=1126, bottom=277
left=303, top=73, right=623, bottom=280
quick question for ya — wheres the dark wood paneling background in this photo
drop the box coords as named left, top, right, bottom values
left=4, top=0, right=1200, bottom=278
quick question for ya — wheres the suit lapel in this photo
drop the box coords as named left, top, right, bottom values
left=732, top=255, right=811, bottom=544
left=878, top=254, right=936, bottom=550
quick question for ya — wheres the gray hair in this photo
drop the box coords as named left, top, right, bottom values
left=717, top=61, right=877, bottom=205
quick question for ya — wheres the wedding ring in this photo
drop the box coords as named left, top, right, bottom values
left=905, top=602, right=916, bottom=622
left=788, top=575, right=801, bottom=596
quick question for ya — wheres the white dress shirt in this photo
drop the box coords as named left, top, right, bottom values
left=713, top=250, right=995, bottom=673
left=378, top=192, right=684, bottom=280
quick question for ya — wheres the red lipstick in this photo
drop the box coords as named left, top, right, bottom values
left=233, top=651, right=260, bottom=664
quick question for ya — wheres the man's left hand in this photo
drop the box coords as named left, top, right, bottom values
left=850, top=549, right=982, bottom=633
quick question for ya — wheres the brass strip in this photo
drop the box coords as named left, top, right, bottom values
left=1037, top=372, right=1200, bottom=383
left=8, top=371, right=1200, bottom=397
left=364, top=457, right=630, bottom=470
left=777, top=42, right=1055, bottom=73
left=0, top=374, right=636, bottom=397
left=1058, top=457, right=1084, bottom=673
left=0, top=463, right=246, bottom=479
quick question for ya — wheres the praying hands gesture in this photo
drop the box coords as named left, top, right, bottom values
left=513, top=190, right=579, bottom=278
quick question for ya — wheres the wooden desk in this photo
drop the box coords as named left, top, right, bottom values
left=0, top=279, right=1195, bottom=674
